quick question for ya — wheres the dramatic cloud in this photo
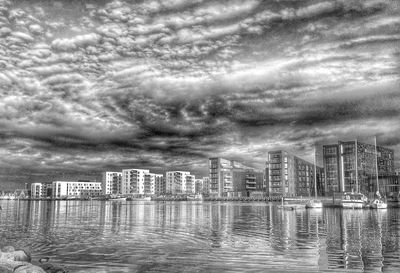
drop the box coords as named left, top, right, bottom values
left=0, top=0, right=399, bottom=187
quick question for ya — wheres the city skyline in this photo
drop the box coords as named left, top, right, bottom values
left=1, top=0, right=400, bottom=189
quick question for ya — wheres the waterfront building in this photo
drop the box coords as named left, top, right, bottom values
left=102, top=172, right=122, bottom=195
left=30, top=183, right=51, bottom=198
left=154, top=174, right=165, bottom=195
left=322, top=140, right=395, bottom=196
left=144, top=173, right=155, bottom=195
left=195, top=179, right=203, bottom=194
left=121, top=169, right=150, bottom=195
left=202, top=177, right=210, bottom=194
left=143, top=173, right=164, bottom=195
left=52, top=181, right=102, bottom=199
left=267, top=150, right=324, bottom=197
left=234, top=168, right=264, bottom=197
left=165, top=171, right=195, bottom=194
left=209, top=157, right=264, bottom=197
left=184, top=174, right=195, bottom=194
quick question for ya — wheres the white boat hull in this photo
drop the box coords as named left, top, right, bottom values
left=306, top=200, right=323, bottom=209
left=370, top=200, right=387, bottom=209
left=109, top=197, right=127, bottom=201
left=341, top=201, right=365, bottom=209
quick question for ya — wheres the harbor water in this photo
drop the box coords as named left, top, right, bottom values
left=1, top=200, right=400, bottom=272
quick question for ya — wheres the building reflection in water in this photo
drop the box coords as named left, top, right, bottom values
left=1, top=200, right=400, bottom=272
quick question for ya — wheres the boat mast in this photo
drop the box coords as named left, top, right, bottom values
left=314, top=146, right=317, bottom=198
left=374, top=136, right=379, bottom=194
left=355, top=139, right=358, bottom=193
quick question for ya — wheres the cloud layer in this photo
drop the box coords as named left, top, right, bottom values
left=1, top=0, right=400, bottom=187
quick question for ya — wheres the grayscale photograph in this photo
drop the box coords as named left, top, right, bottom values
left=0, top=0, right=399, bottom=272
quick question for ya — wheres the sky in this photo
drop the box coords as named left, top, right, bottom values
left=0, top=0, right=399, bottom=189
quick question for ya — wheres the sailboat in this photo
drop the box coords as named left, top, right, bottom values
left=306, top=147, right=323, bottom=209
left=370, top=136, right=387, bottom=209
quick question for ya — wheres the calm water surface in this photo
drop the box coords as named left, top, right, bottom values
left=1, top=200, right=399, bottom=273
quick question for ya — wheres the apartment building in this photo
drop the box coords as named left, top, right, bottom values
left=165, top=171, right=195, bottom=194
left=143, top=173, right=164, bottom=195
left=323, top=140, right=395, bottom=196
left=154, top=174, right=165, bottom=195
left=209, top=158, right=264, bottom=197
left=102, top=172, right=122, bottom=195
left=121, top=169, right=149, bottom=195
left=202, top=177, right=210, bottom=194
left=52, top=181, right=102, bottom=198
left=233, top=169, right=264, bottom=197
left=30, top=182, right=51, bottom=198
left=195, top=179, right=203, bottom=194
left=267, top=150, right=324, bottom=197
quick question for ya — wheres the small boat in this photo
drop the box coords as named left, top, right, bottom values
left=306, top=146, right=323, bottom=210
left=277, top=204, right=306, bottom=210
left=369, top=137, right=387, bottom=210
left=187, top=194, right=203, bottom=201
left=126, top=196, right=151, bottom=201
left=277, top=197, right=306, bottom=210
left=306, top=199, right=323, bottom=209
left=109, top=195, right=127, bottom=201
left=370, top=199, right=388, bottom=209
left=341, top=192, right=368, bottom=209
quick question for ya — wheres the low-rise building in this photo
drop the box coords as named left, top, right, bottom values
left=52, top=181, right=102, bottom=199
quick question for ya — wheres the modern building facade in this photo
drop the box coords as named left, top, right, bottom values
left=166, top=171, right=195, bottom=194
left=121, top=169, right=149, bottom=195
left=52, top=181, right=102, bottom=198
left=209, top=158, right=264, bottom=197
left=154, top=174, right=165, bottom=195
left=30, top=183, right=51, bottom=198
left=322, top=140, right=395, bottom=196
left=142, top=173, right=164, bottom=195
left=195, top=179, right=203, bottom=194
left=102, top=172, right=122, bottom=195
left=233, top=168, right=264, bottom=197
left=267, top=150, right=324, bottom=197
left=202, top=177, right=210, bottom=194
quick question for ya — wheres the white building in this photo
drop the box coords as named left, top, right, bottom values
left=121, top=169, right=150, bottom=195
left=185, top=174, right=196, bottom=194
left=166, top=171, right=195, bottom=194
left=102, top=172, right=122, bottom=195
left=52, top=181, right=102, bottom=198
left=31, top=183, right=51, bottom=198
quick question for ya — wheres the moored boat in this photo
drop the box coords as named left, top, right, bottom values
left=306, top=146, right=323, bottom=209
left=341, top=192, right=368, bottom=209
left=109, top=195, right=127, bottom=201
left=369, top=137, right=387, bottom=210
left=306, top=199, right=323, bottom=209
left=370, top=199, right=388, bottom=209
left=126, top=196, right=151, bottom=201
left=187, top=194, right=203, bottom=201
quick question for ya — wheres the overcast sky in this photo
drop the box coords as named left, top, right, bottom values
left=0, top=0, right=399, bottom=189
